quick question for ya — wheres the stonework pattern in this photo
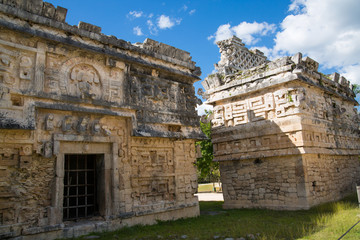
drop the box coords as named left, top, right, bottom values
left=203, top=37, right=360, bottom=210
left=0, top=1, right=203, bottom=239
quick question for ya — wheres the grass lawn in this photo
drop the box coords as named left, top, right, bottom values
left=197, top=183, right=215, bottom=192
left=73, top=194, right=360, bottom=240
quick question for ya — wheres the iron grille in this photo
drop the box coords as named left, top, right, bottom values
left=63, top=154, right=98, bottom=221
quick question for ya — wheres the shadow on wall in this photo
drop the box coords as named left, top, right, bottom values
left=214, top=109, right=359, bottom=210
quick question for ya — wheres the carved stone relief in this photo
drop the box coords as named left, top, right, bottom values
left=68, top=64, right=102, bottom=99
left=45, top=55, right=126, bottom=103
left=212, top=88, right=307, bottom=127
left=131, top=147, right=174, bottom=174
left=35, top=110, right=128, bottom=159
left=0, top=48, right=16, bottom=86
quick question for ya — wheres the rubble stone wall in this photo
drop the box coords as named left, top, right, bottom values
left=304, top=154, right=360, bottom=206
left=220, top=154, right=360, bottom=210
left=220, top=155, right=307, bottom=210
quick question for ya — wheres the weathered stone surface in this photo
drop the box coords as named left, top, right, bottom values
left=0, top=1, right=203, bottom=239
left=78, top=21, right=101, bottom=33
left=204, top=36, right=360, bottom=210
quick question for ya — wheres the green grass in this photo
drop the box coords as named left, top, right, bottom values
left=73, top=194, right=360, bottom=240
left=197, top=183, right=215, bottom=192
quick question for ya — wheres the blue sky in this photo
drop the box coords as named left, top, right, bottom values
left=47, top=0, right=360, bottom=114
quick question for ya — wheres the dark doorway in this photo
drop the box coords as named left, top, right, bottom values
left=63, top=154, right=102, bottom=221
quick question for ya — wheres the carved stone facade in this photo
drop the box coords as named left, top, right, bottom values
left=203, top=37, right=360, bottom=210
left=0, top=1, right=203, bottom=239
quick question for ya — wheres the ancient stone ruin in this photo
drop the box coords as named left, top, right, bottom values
left=203, top=36, right=360, bottom=210
left=0, top=1, right=204, bottom=239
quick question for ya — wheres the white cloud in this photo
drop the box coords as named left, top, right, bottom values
left=288, top=0, right=306, bottom=13
left=211, top=23, right=233, bottom=43
left=250, top=46, right=273, bottom=60
left=189, top=9, right=196, bottom=15
left=147, top=20, right=158, bottom=35
left=196, top=103, right=213, bottom=116
left=341, top=64, right=360, bottom=85
left=209, top=22, right=276, bottom=45
left=148, top=13, right=153, bottom=18
left=127, top=10, right=143, bottom=19
left=181, top=5, right=188, bottom=11
left=133, top=26, right=143, bottom=36
left=232, top=22, right=276, bottom=45
left=272, top=0, right=360, bottom=84
left=158, top=15, right=176, bottom=29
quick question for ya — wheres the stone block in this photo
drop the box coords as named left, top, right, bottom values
left=26, top=0, right=43, bottom=15
left=72, top=223, right=96, bottom=238
left=54, top=6, right=67, bottom=22
left=291, top=52, right=302, bottom=65
left=302, top=56, right=319, bottom=71
left=42, top=2, right=55, bottom=19
left=78, top=21, right=102, bottom=34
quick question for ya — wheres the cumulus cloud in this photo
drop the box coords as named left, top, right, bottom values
left=157, top=15, right=181, bottom=29
left=341, top=64, right=360, bottom=85
left=209, top=21, right=276, bottom=45
left=288, top=0, right=307, bottom=13
left=232, top=22, right=276, bottom=45
left=127, top=10, right=143, bottom=19
left=133, top=26, right=143, bottom=36
left=273, top=0, right=360, bottom=83
left=189, top=9, right=196, bottom=15
left=196, top=103, right=213, bottom=116
left=209, top=23, right=232, bottom=42
left=158, top=15, right=174, bottom=29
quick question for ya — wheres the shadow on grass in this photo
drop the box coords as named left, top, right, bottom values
left=76, top=194, right=359, bottom=240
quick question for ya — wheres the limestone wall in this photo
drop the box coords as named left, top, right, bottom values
left=0, top=146, right=55, bottom=228
left=220, top=154, right=360, bottom=210
left=0, top=1, right=203, bottom=239
left=220, top=155, right=307, bottom=210
left=304, top=154, right=360, bottom=206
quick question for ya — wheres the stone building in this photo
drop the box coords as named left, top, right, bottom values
left=202, top=36, right=360, bottom=210
left=0, top=1, right=204, bottom=239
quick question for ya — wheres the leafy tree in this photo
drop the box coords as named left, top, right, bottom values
left=196, top=110, right=220, bottom=185
left=353, top=84, right=360, bottom=95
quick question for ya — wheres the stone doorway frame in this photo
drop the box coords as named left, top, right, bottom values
left=49, top=134, right=121, bottom=225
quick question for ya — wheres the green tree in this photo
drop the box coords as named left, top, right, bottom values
left=196, top=110, right=220, bottom=184
left=353, top=84, right=360, bottom=95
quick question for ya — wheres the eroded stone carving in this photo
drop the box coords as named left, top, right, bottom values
left=44, top=114, right=54, bottom=131
left=0, top=1, right=203, bottom=238
left=19, top=56, right=33, bottom=80
left=42, top=141, right=52, bottom=158
left=215, top=36, right=268, bottom=74
left=0, top=51, right=15, bottom=85
left=69, top=64, right=101, bottom=99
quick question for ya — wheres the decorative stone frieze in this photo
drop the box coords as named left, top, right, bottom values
left=203, top=36, right=360, bottom=210
left=0, top=1, right=204, bottom=239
